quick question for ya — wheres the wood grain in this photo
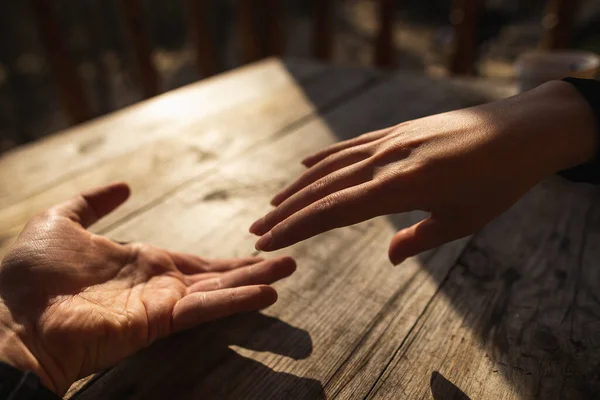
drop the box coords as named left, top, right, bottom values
left=367, top=179, right=600, bottom=399
left=4, top=60, right=548, bottom=399
left=0, top=63, right=377, bottom=258
left=70, top=71, right=511, bottom=399
left=0, top=59, right=322, bottom=212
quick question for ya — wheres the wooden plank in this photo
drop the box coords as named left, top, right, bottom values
left=366, top=179, right=600, bottom=399
left=541, top=0, right=579, bottom=50
left=0, top=59, right=324, bottom=212
left=120, top=0, right=160, bottom=98
left=448, top=0, right=482, bottom=75
left=374, top=0, right=395, bottom=68
left=80, top=0, right=113, bottom=115
left=72, top=74, right=510, bottom=399
left=0, top=64, right=378, bottom=258
left=265, top=0, right=285, bottom=57
left=184, top=0, right=218, bottom=77
left=236, top=0, right=262, bottom=63
left=29, top=0, right=91, bottom=124
left=312, top=0, right=334, bottom=60
left=0, top=3, right=31, bottom=144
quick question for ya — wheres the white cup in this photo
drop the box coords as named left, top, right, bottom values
left=515, top=50, right=600, bottom=92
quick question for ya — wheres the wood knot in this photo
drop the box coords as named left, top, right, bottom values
left=459, top=247, right=495, bottom=282
left=501, top=268, right=521, bottom=287
left=530, top=325, right=560, bottom=352
left=77, top=136, right=105, bottom=154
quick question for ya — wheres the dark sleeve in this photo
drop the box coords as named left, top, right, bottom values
left=0, top=361, right=60, bottom=400
left=558, top=77, right=600, bottom=184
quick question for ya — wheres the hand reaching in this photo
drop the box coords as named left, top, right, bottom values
left=250, top=81, right=596, bottom=264
left=0, top=183, right=296, bottom=395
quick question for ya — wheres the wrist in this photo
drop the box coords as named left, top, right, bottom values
left=0, top=311, right=58, bottom=395
left=476, top=79, right=597, bottom=185
left=513, top=80, right=597, bottom=176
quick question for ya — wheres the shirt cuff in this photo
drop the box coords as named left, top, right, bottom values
left=558, top=77, right=600, bottom=184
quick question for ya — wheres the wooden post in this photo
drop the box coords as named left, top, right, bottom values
left=265, top=0, right=284, bottom=57
left=29, top=0, right=91, bottom=124
left=236, top=0, right=262, bottom=63
left=448, top=0, right=482, bottom=75
left=374, top=0, right=395, bottom=68
left=120, top=0, right=160, bottom=98
left=81, top=0, right=112, bottom=115
left=184, top=0, right=218, bottom=77
left=541, top=0, right=579, bottom=49
left=312, top=0, right=334, bottom=60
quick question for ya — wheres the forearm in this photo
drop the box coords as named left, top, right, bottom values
left=476, top=79, right=597, bottom=181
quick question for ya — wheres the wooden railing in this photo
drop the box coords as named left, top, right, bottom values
left=28, top=0, right=579, bottom=126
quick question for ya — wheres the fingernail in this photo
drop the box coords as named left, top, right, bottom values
left=391, top=257, right=406, bottom=267
left=270, top=193, right=283, bottom=206
left=249, top=218, right=264, bottom=235
left=255, top=232, right=273, bottom=251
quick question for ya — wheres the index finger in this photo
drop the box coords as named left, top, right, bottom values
left=302, top=128, right=389, bottom=167
left=255, top=182, right=396, bottom=251
left=171, top=285, right=277, bottom=333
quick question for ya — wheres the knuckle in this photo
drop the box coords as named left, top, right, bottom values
left=320, top=151, right=339, bottom=166
left=315, top=193, right=338, bottom=214
left=312, top=193, right=344, bottom=227
left=309, top=176, right=331, bottom=196
left=36, top=208, right=58, bottom=222
left=128, top=243, right=171, bottom=270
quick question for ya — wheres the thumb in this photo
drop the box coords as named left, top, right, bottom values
left=51, top=182, right=131, bottom=228
left=388, top=216, right=468, bottom=265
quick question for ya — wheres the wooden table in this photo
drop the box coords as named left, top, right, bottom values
left=2, top=58, right=599, bottom=400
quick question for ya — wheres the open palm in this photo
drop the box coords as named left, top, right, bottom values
left=0, top=183, right=295, bottom=395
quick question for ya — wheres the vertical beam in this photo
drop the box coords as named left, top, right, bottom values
left=312, top=0, right=334, bottom=60
left=81, top=0, right=112, bottom=114
left=448, top=0, right=482, bottom=75
left=374, top=0, right=395, bottom=68
left=541, top=0, right=579, bottom=49
left=185, top=0, right=218, bottom=77
left=29, top=0, right=91, bottom=124
left=236, top=0, right=261, bottom=63
left=120, top=0, right=160, bottom=98
left=265, top=0, right=284, bottom=57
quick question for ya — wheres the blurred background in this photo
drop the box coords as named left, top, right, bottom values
left=2, top=0, right=600, bottom=153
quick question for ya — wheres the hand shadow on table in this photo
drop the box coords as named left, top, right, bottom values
left=71, top=312, right=324, bottom=400
left=387, top=181, right=600, bottom=400
left=430, top=372, right=471, bottom=400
